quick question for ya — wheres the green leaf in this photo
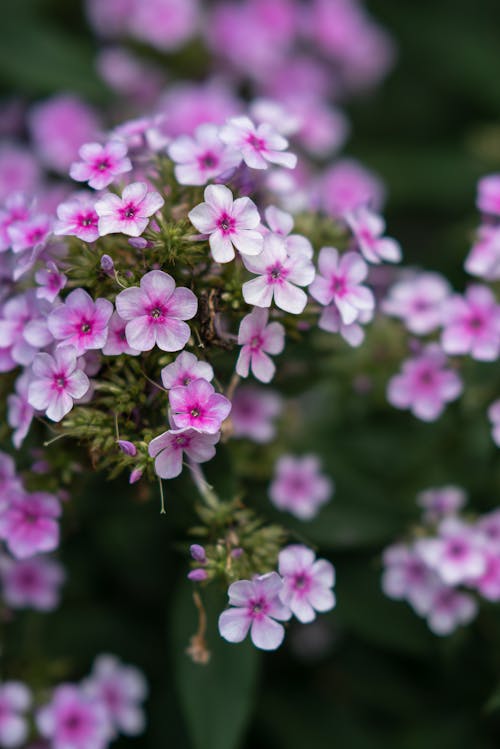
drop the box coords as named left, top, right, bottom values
left=170, top=578, right=260, bottom=749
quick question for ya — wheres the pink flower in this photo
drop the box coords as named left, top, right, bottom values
left=0, top=144, right=40, bottom=203
left=345, top=206, right=401, bottom=264
left=0, top=682, right=32, bottom=748
left=416, top=518, right=486, bottom=586
left=0, top=554, right=65, bottom=611
left=477, top=173, right=500, bottom=216
left=28, top=347, right=90, bottom=422
left=83, top=655, right=147, bottom=737
left=0, top=489, right=61, bottom=559
left=37, top=685, right=111, bottom=749
left=278, top=545, right=336, bottom=623
left=168, top=123, right=240, bottom=185
left=148, top=428, right=219, bottom=478
left=320, top=159, right=384, bottom=218
left=95, top=182, right=164, bottom=237
left=102, top=312, right=140, bottom=356
left=0, top=291, right=52, bottom=369
left=382, top=272, right=450, bottom=335
left=54, top=194, right=99, bottom=243
left=441, top=285, right=500, bottom=361
left=309, top=248, right=374, bottom=324
left=159, top=80, right=240, bottom=138
left=7, top=213, right=52, bottom=254
left=264, top=205, right=313, bottom=258
left=424, top=584, right=477, bottom=636
left=236, top=307, right=285, bottom=383
left=169, top=379, right=231, bottom=434
left=129, top=0, right=199, bottom=51
left=219, top=116, right=297, bottom=170
left=317, top=304, right=372, bottom=346
left=35, top=261, right=67, bottom=303
left=270, top=454, right=333, bottom=519
left=218, top=572, right=291, bottom=651
left=0, top=452, right=21, bottom=499
left=472, top=553, right=500, bottom=601
left=488, top=399, right=500, bottom=447
left=188, top=184, right=263, bottom=263
left=7, top=372, right=34, bottom=449
left=417, top=486, right=466, bottom=524
left=381, top=544, right=438, bottom=613
left=231, top=386, right=282, bottom=443
left=387, top=344, right=462, bottom=421
left=115, top=270, right=197, bottom=352
left=48, top=288, right=113, bottom=355
left=242, top=233, right=315, bottom=314
left=70, top=141, right=132, bottom=190
left=465, top=225, right=500, bottom=280
left=160, top=351, right=213, bottom=389
left=0, top=193, right=30, bottom=252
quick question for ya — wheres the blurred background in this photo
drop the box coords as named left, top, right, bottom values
left=2, top=1, right=500, bottom=747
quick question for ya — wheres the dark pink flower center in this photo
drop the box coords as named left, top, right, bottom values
left=120, top=202, right=138, bottom=220
left=198, top=151, right=218, bottom=169
left=330, top=276, right=346, bottom=295
left=246, top=133, right=266, bottom=152
left=148, top=303, right=167, bottom=322
left=293, top=571, right=311, bottom=592
left=80, top=321, right=92, bottom=335
left=63, top=711, right=84, bottom=733
left=175, top=435, right=189, bottom=447
left=267, top=263, right=288, bottom=284
left=78, top=212, right=97, bottom=228
left=96, top=158, right=111, bottom=171
left=217, top=212, right=236, bottom=234
left=418, top=367, right=435, bottom=386
left=249, top=595, right=269, bottom=618
left=467, top=313, right=485, bottom=331
left=18, top=568, right=37, bottom=588
left=448, top=540, right=467, bottom=558
left=53, top=373, right=68, bottom=391
left=249, top=335, right=263, bottom=351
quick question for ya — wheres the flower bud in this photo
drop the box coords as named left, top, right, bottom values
left=129, top=468, right=143, bottom=484
left=117, top=440, right=137, bottom=457
left=189, top=544, right=206, bottom=562
left=187, top=569, right=208, bottom=582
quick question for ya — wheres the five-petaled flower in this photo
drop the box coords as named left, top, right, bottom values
left=278, top=545, right=336, bottom=623
left=236, top=307, right=285, bottom=383
left=220, top=116, right=297, bottom=170
left=148, top=427, right=219, bottom=478
left=70, top=140, right=132, bottom=190
left=169, top=378, right=231, bottom=434
left=48, top=288, right=113, bottom=355
left=95, top=182, right=164, bottom=237
left=28, top=347, right=90, bottom=422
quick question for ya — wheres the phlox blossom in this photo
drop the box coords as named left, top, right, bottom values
left=231, top=386, right=282, bottom=443
left=37, top=685, right=111, bottom=749
left=441, top=284, right=500, bottom=361
left=160, top=351, right=213, bottom=389
left=270, top=454, right=333, bottom=519
left=219, top=116, right=297, bottom=170
left=309, top=247, right=374, bottom=324
left=54, top=194, right=99, bottom=243
left=168, top=123, right=240, bottom=185
left=278, top=545, right=336, bottom=623
left=236, top=307, right=285, bottom=383
left=169, top=379, right=231, bottom=434
left=477, top=173, right=500, bottom=216
left=0, top=489, right=61, bottom=559
left=0, top=554, right=65, bottom=611
left=345, top=206, right=402, bottom=264
left=382, top=272, right=450, bottom=335
left=28, top=347, right=90, bottom=422
left=148, top=427, right=219, bottom=479
left=48, top=288, right=113, bottom=355
left=95, top=181, right=164, bottom=237
left=70, top=140, right=132, bottom=190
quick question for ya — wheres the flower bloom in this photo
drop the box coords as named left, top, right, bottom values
left=381, top=543, right=438, bottom=613
left=317, top=304, right=373, bottom=347
left=309, top=247, right=374, bottom=324
left=37, top=685, right=111, bottom=749
left=148, top=428, right=219, bottom=479
left=278, top=545, right=336, bottom=623
left=0, top=490, right=61, bottom=559
left=188, top=184, right=263, bottom=263
left=169, top=379, right=231, bottom=434
left=115, top=270, right=197, bottom=352
left=415, top=518, right=486, bottom=586
left=387, top=344, right=462, bottom=422
left=417, top=486, right=467, bottom=524
left=7, top=213, right=52, bottom=254
left=70, top=140, right=132, bottom=190
left=219, top=116, right=297, bottom=170
left=28, top=347, right=90, bottom=422
left=345, top=206, right=402, bottom=264
left=320, top=158, right=384, bottom=218
left=35, top=261, right=67, bottom=303
left=218, top=572, right=291, bottom=650
left=477, top=173, right=500, bottom=216
left=160, top=351, right=213, bottom=389
left=7, top=372, right=34, bottom=449
left=0, top=554, right=65, bottom=611
left=83, top=655, right=147, bottom=737
left=236, top=308, right=285, bottom=383
left=424, top=583, right=478, bottom=636
left=95, top=182, right=164, bottom=237
left=0, top=682, right=32, bottom=748
left=168, top=123, right=240, bottom=185
left=242, top=233, right=315, bottom=314
left=102, top=312, right=141, bottom=356
left=269, top=454, right=333, bottom=519
left=441, top=285, right=500, bottom=361
left=382, top=272, right=450, bottom=335
left=48, top=288, right=113, bottom=355
left=231, top=386, right=282, bottom=443
left=54, top=194, right=100, bottom=242
left=0, top=291, right=52, bottom=369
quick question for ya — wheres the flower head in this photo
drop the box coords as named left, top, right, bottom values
left=188, top=184, right=263, bottom=263
left=148, top=427, right=219, bottom=479
left=35, top=261, right=67, bottom=303
left=0, top=489, right=61, bottom=559
left=218, top=572, right=291, bottom=651
left=115, top=270, right=197, bottom=352
left=169, top=379, right=231, bottom=434
left=236, top=307, right=285, bottom=383
left=278, top=545, right=336, bottom=623
left=231, top=386, right=282, bottom=443
left=382, top=272, right=450, bottom=335
left=219, top=116, right=297, bottom=170
left=160, top=351, right=213, bottom=389
left=417, top=486, right=467, bottom=524
left=345, top=206, right=401, bottom=264
left=441, top=284, right=500, bottom=361
left=37, top=685, right=111, bottom=749
left=465, top=225, right=500, bottom=280
left=102, top=312, right=141, bottom=356
left=28, top=347, right=90, bottom=422
left=270, top=454, right=333, bottom=519
left=70, top=140, right=132, bottom=190
left=0, top=554, right=65, bottom=611
left=415, top=517, right=486, bottom=586
left=54, top=194, right=100, bottom=243
left=48, top=288, right=113, bottom=355
left=95, top=182, right=164, bottom=237
left=309, top=247, right=374, bottom=324
left=168, top=123, right=240, bottom=185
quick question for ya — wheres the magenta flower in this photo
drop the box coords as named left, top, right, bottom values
left=416, top=518, right=486, bottom=586
left=0, top=682, right=32, bottom=748
left=416, top=486, right=467, bottom=524
left=0, top=554, right=65, bottom=611
left=242, top=233, right=315, bottom=314
left=7, top=213, right=52, bottom=254
left=0, top=490, right=61, bottom=559
left=219, top=116, right=297, bottom=170
left=345, top=206, right=402, bottom=264
left=218, top=572, right=291, bottom=650
left=465, top=225, right=500, bottom=281
left=148, top=427, right=219, bottom=479
left=28, top=347, right=90, bottom=422
left=231, top=386, right=282, bottom=443
left=278, top=545, right=336, bottom=623
left=0, top=193, right=30, bottom=252
left=424, top=584, right=477, bottom=636
left=270, top=454, right=333, bottom=519
left=54, top=194, right=99, bottom=243
left=188, top=184, right=263, bottom=263
left=387, top=344, right=462, bottom=422
left=160, top=351, right=213, bottom=389
left=441, top=285, right=500, bottom=361
left=70, top=140, right=132, bottom=190
left=309, top=248, right=374, bottom=324
left=83, top=655, right=147, bottom=737
left=35, top=261, right=67, bottom=303
left=169, top=379, right=231, bottom=434
left=48, top=288, right=113, bottom=355
left=236, top=307, right=285, bottom=383
left=115, top=270, right=197, bottom=352
left=95, top=182, right=164, bottom=237
left=381, top=544, right=438, bottom=612
left=37, top=685, right=111, bottom=749
left=382, top=272, right=450, bottom=335
left=320, top=159, right=384, bottom=218
left=102, top=312, right=141, bottom=356
left=0, top=290, right=52, bottom=369
left=168, top=123, right=240, bottom=185
left=477, top=173, right=500, bottom=216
